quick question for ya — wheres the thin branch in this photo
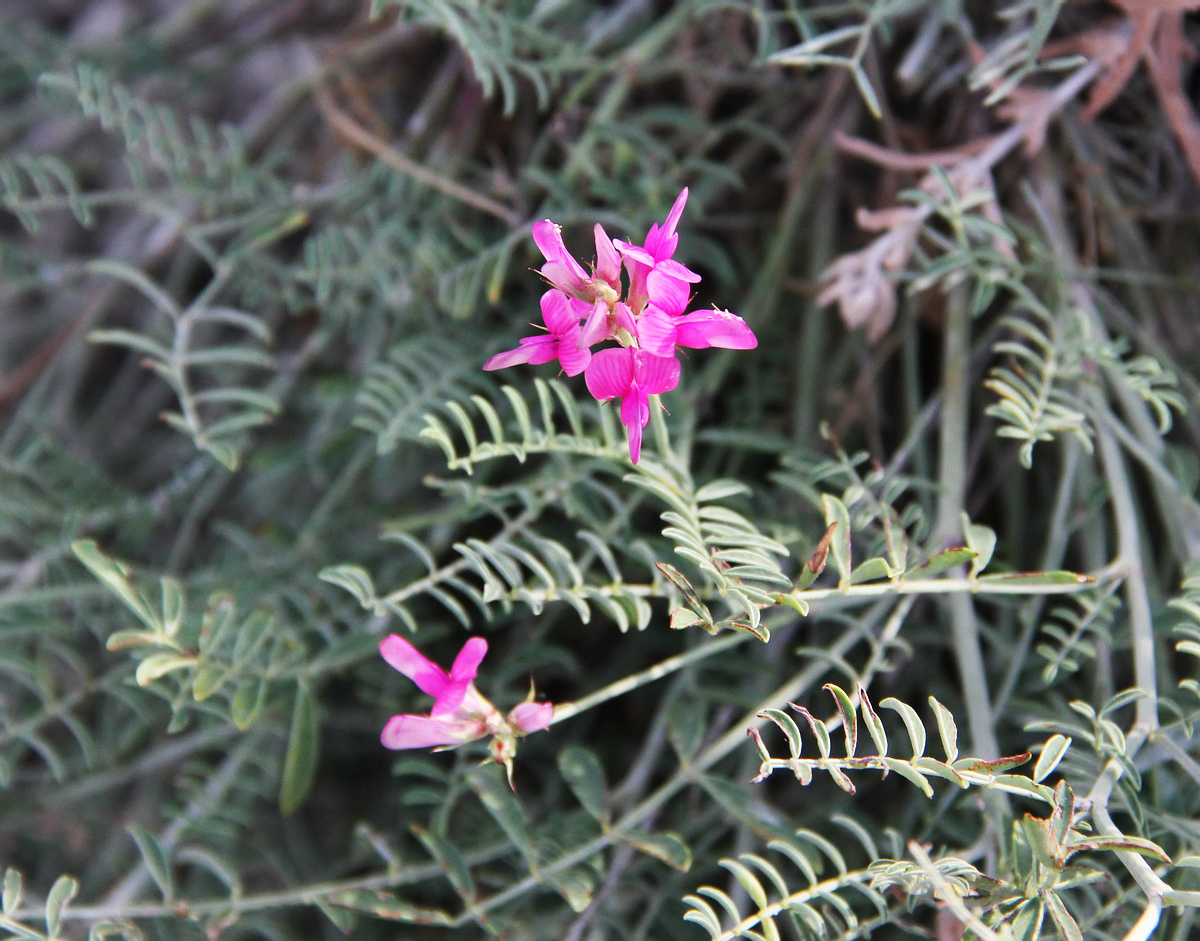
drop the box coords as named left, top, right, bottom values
left=313, top=82, right=518, bottom=225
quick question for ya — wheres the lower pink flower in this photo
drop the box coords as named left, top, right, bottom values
left=584, top=347, right=681, bottom=463
left=379, top=635, right=553, bottom=761
left=483, top=290, right=591, bottom=376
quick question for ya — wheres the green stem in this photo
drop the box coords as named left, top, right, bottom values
left=1084, top=727, right=1169, bottom=935
left=935, top=283, right=1002, bottom=772
left=1092, top=400, right=1159, bottom=731
left=550, top=633, right=745, bottom=725
left=468, top=604, right=890, bottom=922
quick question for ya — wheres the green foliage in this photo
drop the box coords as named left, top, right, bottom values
left=985, top=297, right=1096, bottom=469
left=985, top=290, right=1185, bottom=469
left=41, top=63, right=288, bottom=211
left=1036, top=587, right=1120, bottom=684
left=684, top=818, right=896, bottom=941
left=354, top=335, right=494, bottom=455
left=870, top=781, right=1173, bottom=941
left=371, top=0, right=573, bottom=115
left=417, top=377, right=627, bottom=472
left=627, top=457, right=791, bottom=638
left=750, top=685, right=1045, bottom=802
left=0, top=154, right=91, bottom=231
left=2, top=2, right=1200, bottom=940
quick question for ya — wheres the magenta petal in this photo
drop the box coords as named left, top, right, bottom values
left=620, top=389, right=650, bottom=463
left=674, top=310, right=758, bottom=350
left=637, top=307, right=678, bottom=358
left=614, top=240, right=656, bottom=267
left=613, top=302, right=637, bottom=337
left=449, top=637, right=488, bottom=682
left=380, top=635, right=450, bottom=699
left=646, top=189, right=690, bottom=259
left=521, top=335, right=563, bottom=365
left=483, top=344, right=535, bottom=371
left=625, top=409, right=644, bottom=463
left=533, top=221, right=583, bottom=275
left=540, top=260, right=582, bottom=292
left=594, top=224, right=622, bottom=287
left=642, top=223, right=674, bottom=261
left=645, top=269, right=693, bottom=317
left=579, top=300, right=609, bottom=349
left=484, top=335, right=559, bottom=370
left=585, top=347, right=635, bottom=401
left=653, top=258, right=701, bottom=283
left=434, top=641, right=484, bottom=717
left=635, top=352, right=681, bottom=395
left=428, top=638, right=487, bottom=715
left=621, top=388, right=648, bottom=431
left=533, top=221, right=588, bottom=288
left=431, top=679, right=472, bottom=716
left=509, top=701, right=554, bottom=734
left=381, top=714, right=480, bottom=750
left=557, top=328, right=592, bottom=376
left=663, top=187, right=689, bottom=237
left=531, top=220, right=563, bottom=260
left=540, top=290, right=577, bottom=336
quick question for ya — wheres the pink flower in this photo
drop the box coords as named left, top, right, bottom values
left=380, top=634, right=492, bottom=750
left=636, top=306, right=758, bottom=358
left=509, top=700, right=554, bottom=734
left=483, top=290, right=592, bottom=376
left=584, top=347, right=681, bottom=463
left=379, top=635, right=553, bottom=765
left=533, top=220, right=622, bottom=305
left=615, top=188, right=702, bottom=315
left=483, top=190, right=758, bottom=467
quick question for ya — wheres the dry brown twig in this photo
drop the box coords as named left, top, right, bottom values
left=820, top=59, right=1101, bottom=340
left=1076, top=0, right=1200, bottom=183
left=823, top=1, right=1200, bottom=342
left=312, top=78, right=518, bottom=225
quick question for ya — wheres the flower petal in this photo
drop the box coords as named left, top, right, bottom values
left=540, top=290, right=577, bottom=336
left=509, top=701, right=554, bottom=734
left=531, top=220, right=564, bottom=260
left=621, top=386, right=648, bottom=431
left=431, top=679, right=472, bottom=716
left=625, top=410, right=644, bottom=463
left=449, top=637, right=488, bottom=683
left=579, top=300, right=609, bottom=349
left=585, top=347, right=635, bottom=401
left=613, top=302, right=637, bottom=337
left=594, top=224, right=622, bottom=287
left=483, top=344, right=535, bottom=371
left=645, top=268, right=693, bottom=317
left=379, top=635, right=449, bottom=700
left=381, top=714, right=482, bottom=750
left=642, top=188, right=691, bottom=259
left=540, top=260, right=583, bottom=292
left=484, top=335, right=559, bottom=371
left=613, top=240, right=656, bottom=267
left=636, top=307, right=678, bottom=358
left=653, top=258, right=701, bottom=284
left=533, top=221, right=588, bottom=292
left=635, top=352, right=681, bottom=395
left=662, top=188, right=689, bottom=238
left=533, top=221, right=584, bottom=270
left=643, top=223, right=675, bottom=261
left=556, top=327, right=591, bottom=376
left=673, top=310, right=758, bottom=350
left=520, top=335, right=564, bottom=365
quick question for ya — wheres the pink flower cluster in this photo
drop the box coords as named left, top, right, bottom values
left=485, top=189, right=757, bottom=463
left=379, top=634, right=552, bottom=782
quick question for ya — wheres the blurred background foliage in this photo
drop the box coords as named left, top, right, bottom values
left=2, top=1, right=1200, bottom=938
